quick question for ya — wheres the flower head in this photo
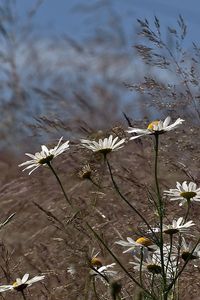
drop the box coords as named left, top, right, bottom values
left=131, top=250, right=177, bottom=279
left=80, top=135, right=125, bottom=155
left=78, top=164, right=92, bottom=179
left=19, top=137, right=69, bottom=175
left=131, top=254, right=162, bottom=275
left=90, top=256, right=103, bottom=268
left=163, top=217, right=195, bottom=235
left=127, top=116, right=184, bottom=140
left=164, top=181, right=200, bottom=206
left=181, top=237, right=200, bottom=262
left=0, top=273, right=45, bottom=293
left=115, top=236, right=157, bottom=255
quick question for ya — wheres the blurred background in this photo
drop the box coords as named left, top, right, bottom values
left=1, top=0, right=200, bottom=156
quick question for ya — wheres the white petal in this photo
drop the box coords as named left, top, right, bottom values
left=22, top=273, right=29, bottom=284
left=41, top=145, right=49, bottom=156
left=163, top=116, right=171, bottom=127
left=26, top=275, right=45, bottom=285
left=0, top=285, right=13, bottom=292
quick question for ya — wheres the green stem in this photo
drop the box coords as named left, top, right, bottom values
left=139, top=248, right=144, bottom=287
left=90, top=266, right=109, bottom=284
left=47, top=162, right=72, bottom=207
left=184, top=200, right=191, bottom=222
left=166, top=234, right=173, bottom=278
left=165, top=237, right=200, bottom=296
left=21, top=290, right=27, bottom=300
left=154, top=134, right=167, bottom=298
left=106, top=157, right=159, bottom=244
left=150, top=274, right=155, bottom=297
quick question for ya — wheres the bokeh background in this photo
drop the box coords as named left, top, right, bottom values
left=1, top=0, right=200, bottom=156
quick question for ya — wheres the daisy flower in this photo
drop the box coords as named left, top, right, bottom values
left=0, top=273, right=45, bottom=293
left=164, top=181, right=200, bottom=206
left=131, top=254, right=162, bottom=275
left=181, top=237, right=200, bottom=262
left=131, top=249, right=177, bottom=278
left=19, top=137, right=69, bottom=175
left=80, top=135, right=125, bottom=155
left=127, top=116, right=184, bottom=140
left=90, top=255, right=103, bottom=269
left=78, top=164, right=92, bottom=179
left=163, top=217, right=195, bottom=235
left=115, top=236, right=157, bottom=255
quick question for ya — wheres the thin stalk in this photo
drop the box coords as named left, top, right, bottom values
left=164, top=42, right=200, bottom=120
left=166, top=234, right=173, bottom=277
left=139, top=248, right=144, bottom=287
left=165, top=237, right=200, bottom=296
left=90, top=266, right=109, bottom=284
left=88, top=178, right=101, bottom=188
left=21, top=290, right=27, bottom=300
left=105, top=157, right=159, bottom=244
left=87, top=222, right=157, bottom=300
left=184, top=200, right=190, bottom=222
left=153, top=134, right=167, bottom=298
left=150, top=274, right=155, bottom=297
left=47, top=162, right=72, bottom=207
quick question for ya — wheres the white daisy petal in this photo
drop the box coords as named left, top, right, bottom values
left=80, top=135, right=125, bottom=153
left=127, top=116, right=184, bottom=139
left=22, top=274, right=29, bottom=284
left=0, top=285, right=13, bottom=292
left=19, top=138, right=70, bottom=175
left=0, top=273, right=45, bottom=293
left=26, top=275, right=45, bottom=285
left=164, top=181, right=200, bottom=205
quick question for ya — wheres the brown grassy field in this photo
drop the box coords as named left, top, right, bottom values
left=0, top=122, right=199, bottom=299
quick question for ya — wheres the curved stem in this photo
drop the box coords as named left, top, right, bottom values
left=105, top=157, right=159, bottom=244
left=47, top=162, right=72, bottom=207
left=165, top=236, right=200, bottom=297
left=90, top=266, right=109, bottom=284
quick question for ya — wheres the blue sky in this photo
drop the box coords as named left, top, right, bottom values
left=17, top=0, right=200, bottom=46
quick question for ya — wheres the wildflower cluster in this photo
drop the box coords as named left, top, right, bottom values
left=2, top=116, right=199, bottom=299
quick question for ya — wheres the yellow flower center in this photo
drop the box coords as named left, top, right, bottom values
left=180, top=191, right=197, bottom=200
left=91, top=257, right=103, bottom=268
left=147, top=120, right=160, bottom=131
left=12, top=282, right=18, bottom=287
left=147, top=264, right=162, bottom=274
left=136, top=237, right=153, bottom=247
